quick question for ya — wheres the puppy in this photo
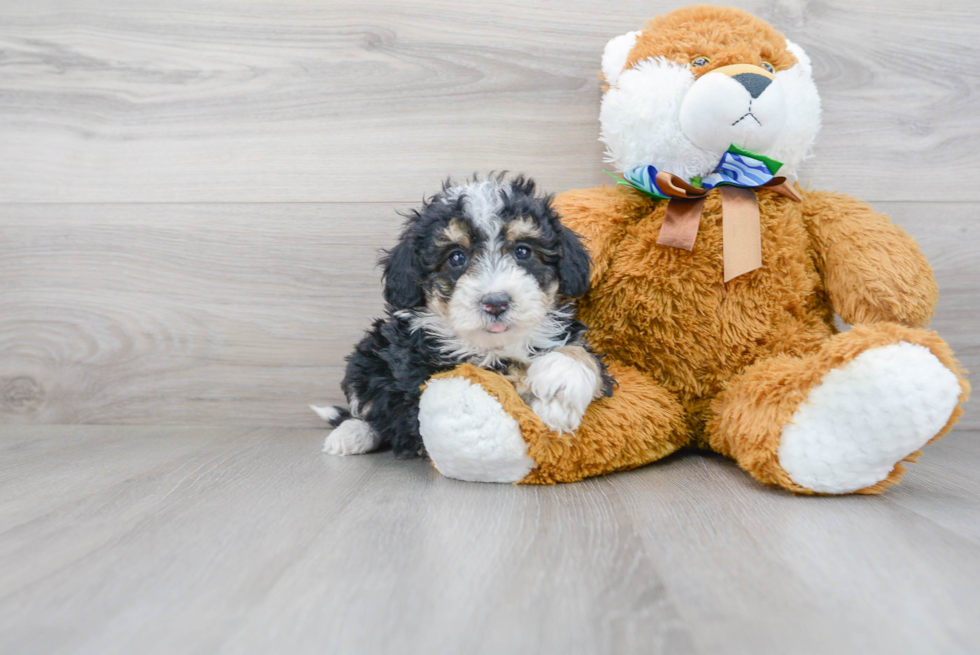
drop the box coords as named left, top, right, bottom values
left=312, top=175, right=613, bottom=457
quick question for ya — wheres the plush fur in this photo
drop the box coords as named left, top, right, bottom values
left=417, top=6, right=970, bottom=493
left=313, top=175, right=613, bottom=457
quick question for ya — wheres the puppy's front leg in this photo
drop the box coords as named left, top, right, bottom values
left=525, top=346, right=605, bottom=433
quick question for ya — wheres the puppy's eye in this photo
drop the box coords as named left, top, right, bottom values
left=448, top=251, right=468, bottom=268
left=761, top=61, right=775, bottom=74
left=513, top=246, right=532, bottom=261
left=691, top=56, right=710, bottom=67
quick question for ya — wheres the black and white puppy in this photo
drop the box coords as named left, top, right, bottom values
left=311, top=175, right=613, bottom=457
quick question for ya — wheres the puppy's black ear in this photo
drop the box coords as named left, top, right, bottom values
left=558, top=225, right=592, bottom=298
left=380, top=237, right=425, bottom=309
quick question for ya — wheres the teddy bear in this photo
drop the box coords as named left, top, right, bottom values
left=415, top=5, right=970, bottom=494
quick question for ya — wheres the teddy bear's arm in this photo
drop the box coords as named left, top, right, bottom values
left=801, top=189, right=938, bottom=328
left=553, top=187, right=634, bottom=284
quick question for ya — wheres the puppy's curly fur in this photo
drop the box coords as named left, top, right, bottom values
left=313, top=175, right=613, bottom=457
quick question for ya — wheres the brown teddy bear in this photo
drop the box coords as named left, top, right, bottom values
left=416, top=5, right=970, bottom=494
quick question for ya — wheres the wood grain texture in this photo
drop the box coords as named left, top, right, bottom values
left=0, top=0, right=978, bottom=203
left=1, top=200, right=976, bottom=429
left=0, top=203, right=397, bottom=425
left=1, top=425, right=978, bottom=655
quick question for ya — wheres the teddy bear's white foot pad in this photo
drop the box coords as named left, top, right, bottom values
left=323, top=419, right=380, bottom=456
left=778, top=342, right=961, bottom=494
left=419, top=377, right=535, bottom=483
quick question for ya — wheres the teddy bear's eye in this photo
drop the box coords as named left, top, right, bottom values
left=691, top=56, right=710, bottom=67
left=761, top=61, right=775, bottom=74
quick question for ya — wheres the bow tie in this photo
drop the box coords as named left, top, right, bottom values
left=607, top=146, right=802, bottom=282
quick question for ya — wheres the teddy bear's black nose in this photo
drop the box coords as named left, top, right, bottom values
left=732, top=72, right=772, bottom=99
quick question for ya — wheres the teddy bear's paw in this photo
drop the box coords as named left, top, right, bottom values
left=525, top=351, right=597, bottom=433
left=778, top=342, right=961, bottom=494
left=322, top=419, right=380, bottom=456
left=418, top=376, right=535, bottom=483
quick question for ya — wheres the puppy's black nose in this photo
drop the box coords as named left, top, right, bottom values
left=481, top=292, right=511, bottom=316
left=732, top=72, right=772, bottom=99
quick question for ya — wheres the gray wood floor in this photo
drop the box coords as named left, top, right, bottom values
left=2, top=1, right=979, bottom=653
left=1, top=425, right=979, bottom=655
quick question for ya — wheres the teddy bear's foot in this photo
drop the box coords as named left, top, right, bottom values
left=708, top=324, right=969, bottom=495
left=778, top=342, right=961, bottom=493
left=418, top=376, right=536, bottom=483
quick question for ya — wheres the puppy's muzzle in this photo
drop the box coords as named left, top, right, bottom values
left=480, top=292, right=511, bottom=317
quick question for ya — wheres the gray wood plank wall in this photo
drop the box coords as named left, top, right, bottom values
left=1, top=0, right=978, bottom=429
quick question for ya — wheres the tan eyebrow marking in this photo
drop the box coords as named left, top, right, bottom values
left=436, top=218, right=472, bottom=249
left=505, top=217, right=542, bottom=242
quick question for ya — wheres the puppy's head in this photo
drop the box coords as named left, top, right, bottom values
left=382, top=175, right=590, bottom=351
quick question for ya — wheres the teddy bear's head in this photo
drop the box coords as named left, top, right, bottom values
left=599, top=5, right=821, bottom=182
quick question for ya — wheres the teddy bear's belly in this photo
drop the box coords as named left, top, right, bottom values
left=578, top=204, right=835, bottom=434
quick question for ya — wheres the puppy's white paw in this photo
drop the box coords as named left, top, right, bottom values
left=529, top=397, right=583, bottom=433
left=323, top=419, right=380, bottom=456
left=525, top=351, right=597, bottom=433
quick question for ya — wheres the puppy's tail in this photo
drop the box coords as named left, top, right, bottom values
left=309, top=405, right=351, bottom=428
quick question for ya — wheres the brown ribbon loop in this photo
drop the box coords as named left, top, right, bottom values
left=655, top=172, right=707, bottom=199
left=653, top=177, right=803, bottom=281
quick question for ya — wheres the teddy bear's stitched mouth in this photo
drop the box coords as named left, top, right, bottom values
left=732, top=99, right=762, bottom=127
left=732, top=111, right=762, bottom=127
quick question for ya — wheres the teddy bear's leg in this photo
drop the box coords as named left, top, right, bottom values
left=707, top=323, right=970, bottom=494
left=419, top=362, right=687, bottom=484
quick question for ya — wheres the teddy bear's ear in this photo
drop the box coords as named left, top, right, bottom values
left=784, top=39, right=813, bottom=76
left=601, top=30, right=642, bottom=86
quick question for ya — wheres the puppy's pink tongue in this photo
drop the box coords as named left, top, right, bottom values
left=488, top=323, right=508, bottom=333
